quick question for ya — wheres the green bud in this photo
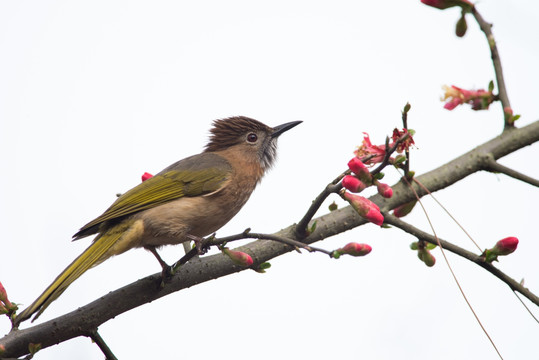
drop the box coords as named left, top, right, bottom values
left=455, top=13, right=468, bottom=37
left=328, top=201, right=338, bottom=212
left=410, top=242, right=419, bottom=250
left=403, top=102, right=411, bottom=113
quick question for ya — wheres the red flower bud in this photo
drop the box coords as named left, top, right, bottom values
left=335, top=242, right=372, bottom=257
left=0, top=281, right=12, bottom=308
left=141, top=172, right=153, bottom=182
left=482, top=237, right=519, bottom=263
left=343, top=192, right=384, bottom=226
left=376, top=182, right=393, bottom=198
left=421, top=0, right=473, bottom=11
left=493, top=237, right=518, bottom=255
left=348, top=157, right=368, bottom=175
left=222, top=248, right=254, bottom=267
left=342, top=175, right=367, bottom=193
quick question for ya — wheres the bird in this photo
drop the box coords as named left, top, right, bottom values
left=15, top=116, right=301, bottom=325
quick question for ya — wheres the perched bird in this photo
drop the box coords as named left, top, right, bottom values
left=16, top=116, right=301, bottom=324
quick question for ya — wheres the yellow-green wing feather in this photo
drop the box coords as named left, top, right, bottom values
left=74, top=153, right=232, bottom=239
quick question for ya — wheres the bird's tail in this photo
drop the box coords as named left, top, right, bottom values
left=15, top=230, right=123, bottom=325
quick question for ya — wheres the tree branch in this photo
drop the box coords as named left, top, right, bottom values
left=383, top=214, right=539, bottom=307
left=1, top=120, right=538, bottom=358
left=471, top=7, right=512, bottom=128
left=483, top=155, right=539, bottom=187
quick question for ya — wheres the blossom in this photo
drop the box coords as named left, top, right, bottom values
left=354, top=133, right=387, bottom=165
left=333, top=242, right=372, bottom=258
left=342, top=175, right=367, bottom=193
left=222, top=248, right=254, bottom=267
left=141, top=172, right=153, bottom=182
left=343, top=192, right=384, bottom=226
left=421, top=0, right=473, bottom=11
left=442, top=85, right=495, bottom=111
left=391, top=128, right=415, bottom=153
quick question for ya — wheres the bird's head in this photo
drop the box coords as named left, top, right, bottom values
left=205, top=116, right=302, bottom=170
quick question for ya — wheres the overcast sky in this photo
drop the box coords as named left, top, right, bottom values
left=1, top=1, right=538, bottom=359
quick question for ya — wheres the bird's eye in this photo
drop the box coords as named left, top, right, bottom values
left=247, top=133, right=258, bottom=143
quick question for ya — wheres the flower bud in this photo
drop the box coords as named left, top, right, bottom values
left=342, top=175, right=367, bottom=193
left=375, top=181, right=393, bottom=198
left=418, top=248, right=436, bottom=267
left=222, top=248, right=254, bottom=267
left=334, top=242, right=372, bottom=257
left=141, top=172, right=153, bottom=182
left=455, top=13, right=468, bottom=37
left=0, top=281, right=12, bottom=308
left=347, top=158, right=372, bottom=182
left=421, top=0, right=473, bottom=11
left=482, top=237, right=519, bottom=263
left=343, top=192, right=384, bottom=226
left=494, top=237, right=519, bottom=255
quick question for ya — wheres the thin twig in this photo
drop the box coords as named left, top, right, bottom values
left=395, top=178, right=504, bottom=360
left=413, top=178, right=483, bottom=252
left=383, top=214, right=539, bottom=307
left=512, top=291, right=539, bottom=324
left=485, top=159, right=539, bottom=187
left=89, top=330, right=118, bottom=360
left=210, top=230, right=334, bottom=257
left=471, top=7, right=512, bottom=129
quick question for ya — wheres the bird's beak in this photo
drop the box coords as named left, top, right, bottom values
left=271, top=121, right=303, bottom=138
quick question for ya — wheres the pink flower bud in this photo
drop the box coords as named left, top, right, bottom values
left=493, top=237, right=518, bottom=255
left=0, top=281, right=12, bottom=308
left=0, top=344, right=5, bottom=355
left=336, top=242, right=372, bottom=257
left=482, top=237, right=519, bottom=263
left=343, top=192, right=384, bottom=226
left=222, top=248, right=254, bottom=267
left=342, top=175, right=367, bottom=193
left=348, top=157, right=368, bottom=175
left=141, top=172, right=153, bottom=182
left=376, top=182, right=393, bottom=198
left=393, top=200, right=417, bottom=218
left=421, top=0, right=473, bottom=11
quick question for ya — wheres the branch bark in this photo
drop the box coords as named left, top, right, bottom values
left=1, top=120, right=538, bottom=358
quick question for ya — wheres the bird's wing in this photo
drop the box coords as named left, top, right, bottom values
left=73, top=152, right=232, bottom=239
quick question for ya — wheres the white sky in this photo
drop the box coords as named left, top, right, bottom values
left=1, top=1, right=538, bottom=359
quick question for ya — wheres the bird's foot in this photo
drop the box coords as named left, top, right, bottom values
left=186, top=234, right=212, bottom=255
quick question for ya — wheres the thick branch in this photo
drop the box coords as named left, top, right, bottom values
left=1, top=120, right=538, bottom=358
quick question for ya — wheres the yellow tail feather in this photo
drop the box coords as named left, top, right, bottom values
left=16, top=230, right=124, bottom=324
